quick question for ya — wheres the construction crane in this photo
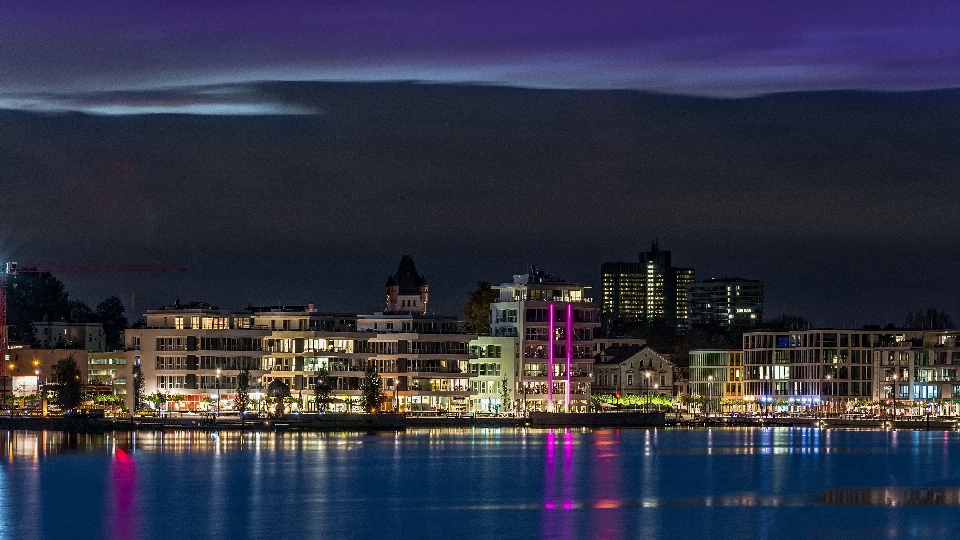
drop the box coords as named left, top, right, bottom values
left=0, top=261, right=186, bottom=387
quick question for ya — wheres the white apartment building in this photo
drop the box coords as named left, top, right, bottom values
left=125, top=303, right=477, bottom=414
left=33, top=321, right=106, bottom=352
left=468, top=336, right=520, bottom=413
left=491, top=266, right=600, bottom=413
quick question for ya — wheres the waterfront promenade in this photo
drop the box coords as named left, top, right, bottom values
left=1, top=411, right=957, bottom=432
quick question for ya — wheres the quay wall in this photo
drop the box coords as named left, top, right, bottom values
left=529, top=412, right=665, bottom=427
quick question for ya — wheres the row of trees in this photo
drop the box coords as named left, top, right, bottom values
left=129, top=363, right=387, bottom=416
left=6, top=271, right=129, bottom=350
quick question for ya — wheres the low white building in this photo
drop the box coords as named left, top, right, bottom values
left=33, top=321, right=105, bottom=352
left=593, top=345, right=675, bottom=398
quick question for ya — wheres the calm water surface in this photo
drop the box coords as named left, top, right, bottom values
left=2, top=427, right=960, bottom=539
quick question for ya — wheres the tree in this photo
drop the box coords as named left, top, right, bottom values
left=6, top=271, right=70, bottom=342
left=674, top=325, right=740, bottom=368
left=144, top=391, right=167, bottom=412
left=169, top=394, right=186, bottom=412
left=610, top=319, right=679, bottom=353
left=93, top=296, right=129, bottom=351
left=313, top=367, right=334, bottom=413
left=132, top=362, right=145, bottom=413
left=761, top=314, right=812, bottom=331
left=500, top=376, right=511, bottom=413
left=52, top=355, right=84, bottom=412
left=267, top=379, right=291, bottom=417
left=68, top=300, right=94, bottom=322
left=905, top=308, right=955, bottom=330
left=235, top=364, right=251, bottom=414
left=462, top=281, right=499, bottom=335
left=360, top=364, right=384, bottom=413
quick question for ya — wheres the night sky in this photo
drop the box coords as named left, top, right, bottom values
left=2, top=2, right=960, bottom=326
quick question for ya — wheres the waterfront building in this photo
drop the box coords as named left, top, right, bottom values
left=688, top=349, right=744, bottom=413
left=601, top=242, right=694, bottom=329
left=124, top=303, right=271, bottom=412
left=687, top=278, right=764, bottom=328
left=491, top=266, right=600, bottom=412
left=87, top=351, right=126, bottom=396
left=740, top=329, right=932, bottom=412
left=593, top=344, right=675, bottom=398
left=125, top=303, right=477, bottom=414
left=468, top=336, right=519, bottom=413
left=6, top=346, right=90, bottom=396
left=874, top=330, right=960, bottom=406
left=356, top=312, right=475, bottom=413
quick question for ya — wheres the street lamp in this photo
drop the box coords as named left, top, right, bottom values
left=825, top=374, right=832, bottom=417
left=891, top=374, right=897, bottom=422
left=644, top=371, right=651, bottom=412
left=216, top=368, right=221, bottom=418
left=32, top=359, right=40, bottom=398
left=707, top=374, right=713, bottom=420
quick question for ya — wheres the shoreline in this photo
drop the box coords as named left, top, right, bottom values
left=2, top=412, right=957, bottom=433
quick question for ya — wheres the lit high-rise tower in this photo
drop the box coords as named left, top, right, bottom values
left=601, top=241, right=694, bottom=329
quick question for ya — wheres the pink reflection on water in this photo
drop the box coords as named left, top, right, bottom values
left=542, top=430, right=578, bottom=539
left=544, top=431, right=556, bottom=510
left=590, top=430, right=622, bottom=540
left=108, top=449, right=137, bottom=540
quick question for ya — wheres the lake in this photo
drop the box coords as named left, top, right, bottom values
left=2, top=427, right=960, bottom=539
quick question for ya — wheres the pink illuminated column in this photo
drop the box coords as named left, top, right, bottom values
left=548, top=303, right=555, bottom=409
left=566, top=303, right=573, bottom=412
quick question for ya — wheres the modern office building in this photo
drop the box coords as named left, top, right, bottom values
left=688, top=349, right=744, bottom=413
left=491, top=266, right=600, bottom=412
left=601, top=242, right=694, bottom=329
left=687, top=278, right=764, bottom=328
left=740, top=329, right=935, bottom=412
left=87, top=351, right=127, bottom=396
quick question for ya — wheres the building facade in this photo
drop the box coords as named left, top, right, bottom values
left=687, top=278, right=764, bottom=328
left=601, top=262, right=643, bottom=320
left=33, top=321, right=106, bottom=352
left=874, top=330, right=960, bottom=405
left=601, top=242, right=694, bottom=329
left=468, top=336, right=520, bottom=413
left=491, top=267, right=600, bottom=413
left=593, top=344, right=675, bottom=398
left=88, top=351, right=127, bottom=396
left=123, top=298, right=481, bottom=415
left=740, top=329, right=931, bottom=411
left=688, top=349, right=744, bottom=412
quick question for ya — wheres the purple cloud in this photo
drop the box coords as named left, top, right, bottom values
left=2, top=0, right=959, bottom=108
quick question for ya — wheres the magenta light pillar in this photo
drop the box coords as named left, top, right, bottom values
left=548, top=303, right=555, bottom=408
left=566, top=303, right=573, bottom=412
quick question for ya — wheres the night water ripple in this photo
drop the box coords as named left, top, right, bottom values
left=2, top=427, right=960, bottom=539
